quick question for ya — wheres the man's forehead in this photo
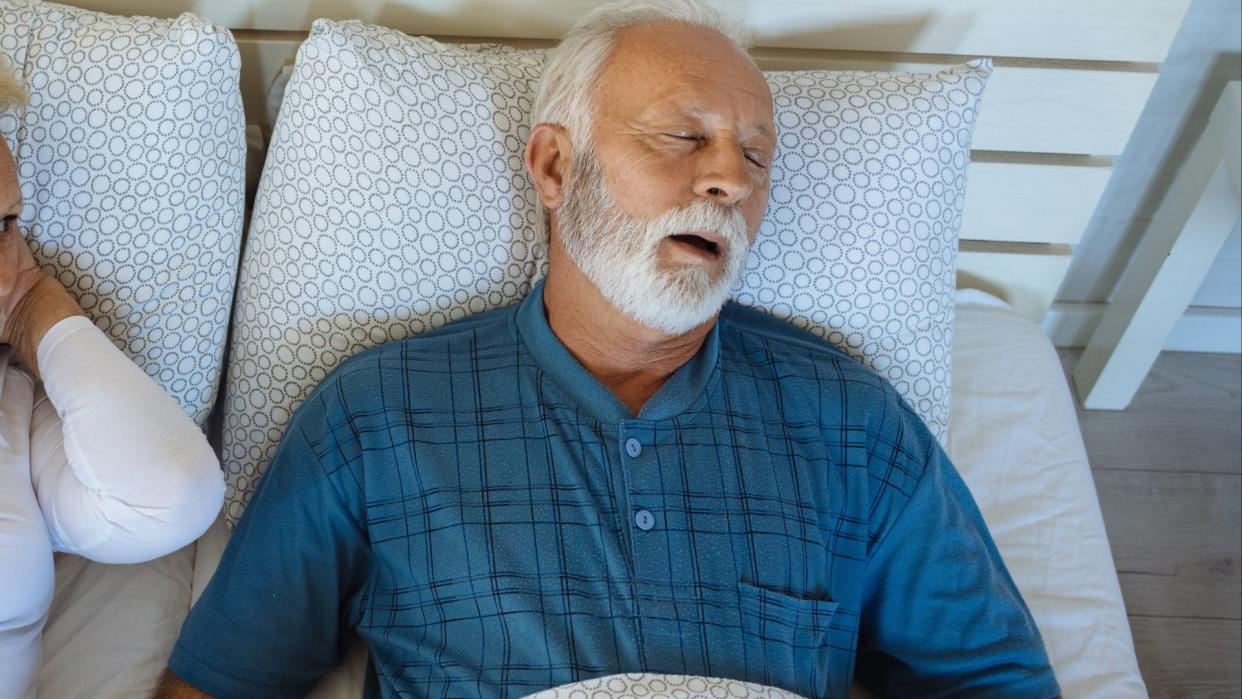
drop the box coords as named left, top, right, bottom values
left=646, top=97, right=774, bottom=139
left=598, top=22, right=773, bottom=130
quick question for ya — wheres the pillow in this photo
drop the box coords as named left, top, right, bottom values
left=224, top=19, right=988, bottom=521
left=736, top=63, right=989, bottom=444
left=0, top=0, right=246, bottom=427
left=223, top=23, right=549, bottom=521
left=524, top=674, right=806, bottom=699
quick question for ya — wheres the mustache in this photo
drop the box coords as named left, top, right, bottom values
left=644, top=199, right=747, bottom=250
left=556, top=151, right=753, bottom=335
left=599, top=195, right=747, bottom=255
left=566, top=150, right=749, bottom=254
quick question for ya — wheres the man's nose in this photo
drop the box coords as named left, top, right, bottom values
left=692, top=139, right=753, bottom=206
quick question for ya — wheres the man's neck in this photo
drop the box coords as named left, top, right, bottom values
left=542, top=240, right=714, bottom=417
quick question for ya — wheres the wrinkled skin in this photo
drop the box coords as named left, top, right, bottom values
left=525, top=21, right=775, bottom=413
left=0, top=136, right=41, bottom=334
left=0, top=136, right=84, bottom=376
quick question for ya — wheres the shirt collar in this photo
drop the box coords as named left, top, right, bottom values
left=515, top=278, right=720, bottom=424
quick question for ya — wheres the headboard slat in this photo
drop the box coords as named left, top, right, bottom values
left=235, top=34, right=1157, bottom=157
left=959, top=245, right=1074, bottom=321
left=50, top=0, right=1192, bottom=322
left=68, top=0, right=1190, bottom=62
left=965, top=162, right=1112, bottom=245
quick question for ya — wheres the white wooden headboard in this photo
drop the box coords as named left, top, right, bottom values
left=63, top=0, right=1192, bottom=321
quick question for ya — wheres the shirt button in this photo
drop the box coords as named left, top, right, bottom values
left=624, top=437, right=642, bottom=458
left=634, top=509, right=656, bottom=531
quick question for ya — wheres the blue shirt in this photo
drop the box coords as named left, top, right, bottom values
left=170, top=280, right=1059, bottom=698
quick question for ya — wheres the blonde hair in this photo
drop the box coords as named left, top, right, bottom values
left=0, top=55, right=27, bottom=109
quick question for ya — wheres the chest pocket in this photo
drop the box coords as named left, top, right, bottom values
left=737, top=581, right=836, bottom=697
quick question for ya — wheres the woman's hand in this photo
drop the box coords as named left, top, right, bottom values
left=0, top=136, right=84, bottom=377
left=0, top=207, right=46, bottom=330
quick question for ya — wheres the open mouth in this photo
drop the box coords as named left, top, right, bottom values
left=668, top=233, right=721, bottom=258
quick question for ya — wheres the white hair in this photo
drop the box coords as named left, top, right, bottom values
left=531, top=0, right=752, bottom=237
left=533, top=0, right=750, bottom=143
left=0, top=55, right=25, bottom=110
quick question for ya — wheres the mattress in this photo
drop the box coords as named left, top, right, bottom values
left=946, top=291, right=1145, bottom=698
left=35, top=292, right=1146, bottom=698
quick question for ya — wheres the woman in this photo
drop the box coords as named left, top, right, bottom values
left=0, top=60, right=224, bottom=698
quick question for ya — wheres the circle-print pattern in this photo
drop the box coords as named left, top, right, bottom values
left=222, top=22, right=549, bottom=523
left=735, top=61, right=991, bottom=447
left=521, top=673, right=806, bottom=699
left=0, top=0, right=246, bottom=428
left=222, top=18, right=989, bottom=524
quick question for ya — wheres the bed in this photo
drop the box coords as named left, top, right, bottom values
left=9, top=0, right=1192, bottom=696
left=35, top=290, right=1144, bottom=697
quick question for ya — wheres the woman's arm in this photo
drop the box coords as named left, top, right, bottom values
left=2, top=136, right=223, bottom=563
left=28, top=315, right=224, bottom=562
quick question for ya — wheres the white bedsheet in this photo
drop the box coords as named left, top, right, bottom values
left=947, top=291, right=1145, bottom=698
left=36, top=545, right=195, bottom=698
left=37, top=292, right=1145, bottom=698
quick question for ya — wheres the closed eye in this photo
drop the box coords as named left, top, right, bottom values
left=662, top=134, right=768, bottom=168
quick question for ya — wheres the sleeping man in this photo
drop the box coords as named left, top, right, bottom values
left=157, top=1, right=1060, bottom=697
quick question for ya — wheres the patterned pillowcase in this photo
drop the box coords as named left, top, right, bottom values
left=524, top=674, right=805, bottom=699
left=0, top=0, right=246, bottom=427
left=223, top=19, right=988, bottom=522
left=737, top=63, right=991, bottom=445
left=223, top=22, right=548, bottom=521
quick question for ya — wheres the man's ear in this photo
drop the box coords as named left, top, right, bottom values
left=524, top=122, right=573, bottom=210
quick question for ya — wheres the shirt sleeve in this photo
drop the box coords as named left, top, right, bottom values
left=854, top=443, right=1061, bottom=698
left=167, top=396, right=372, bottom=699
left=29, top=315, right=222, bottom=563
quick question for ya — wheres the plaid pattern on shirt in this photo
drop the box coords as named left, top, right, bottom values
left=170, top=279, right=1059, bottom=699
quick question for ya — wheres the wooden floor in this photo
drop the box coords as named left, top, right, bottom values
left=1059, top=350, right=1242, bottom=699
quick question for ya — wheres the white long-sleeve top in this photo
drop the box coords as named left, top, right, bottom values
left=3, top=315, right=223, bottom=564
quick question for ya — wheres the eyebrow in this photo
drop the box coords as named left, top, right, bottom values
left=670, top=104, right=775, bottom=140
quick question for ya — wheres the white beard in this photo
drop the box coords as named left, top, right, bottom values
left=556, top=150, right=751, bottom=335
